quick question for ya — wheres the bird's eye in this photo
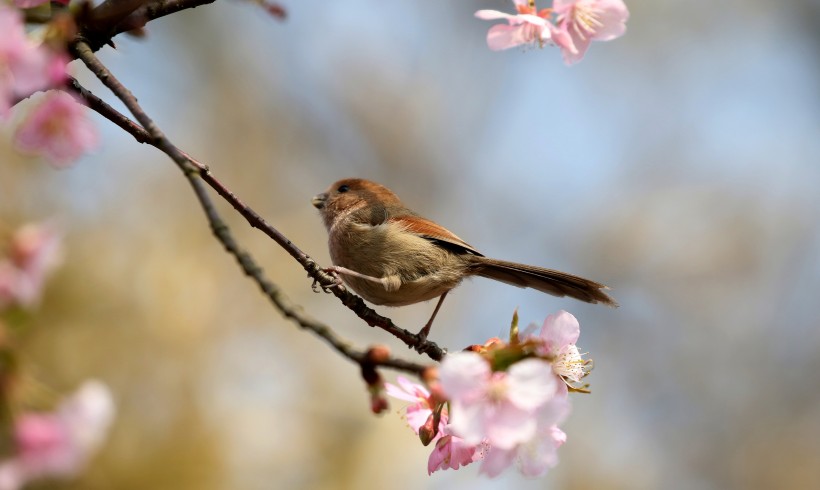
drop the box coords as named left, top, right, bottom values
left=337, top=184, right=350, bottom=193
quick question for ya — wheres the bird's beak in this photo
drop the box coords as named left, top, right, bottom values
left=311, top=193, right=327, bottom=209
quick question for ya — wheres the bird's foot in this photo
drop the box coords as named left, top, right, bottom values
left=311, top=267, right=343, bottom=293
left=416, top=322, right=432, bottom=344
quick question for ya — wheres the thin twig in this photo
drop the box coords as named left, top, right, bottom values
left=64, top=62, right=437, bottom=374
left=66, top=78, right=149, bottom=143
left=65, top=65, right=445, bottom=361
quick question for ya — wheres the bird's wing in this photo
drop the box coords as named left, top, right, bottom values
left=386, top=215, right=484, bottom=257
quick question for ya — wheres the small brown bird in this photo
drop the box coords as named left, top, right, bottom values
left=312, top=178, right=616, bottom=339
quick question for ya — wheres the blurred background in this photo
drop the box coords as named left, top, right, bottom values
left=1, top=0, right=819, bottom=488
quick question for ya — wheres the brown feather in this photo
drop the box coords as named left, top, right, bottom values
left=387, top=215, right=483, bottom=256
left=467, top=256, right=618, bottom=307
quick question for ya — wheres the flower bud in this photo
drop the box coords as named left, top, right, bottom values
left=418, top=412, right=438, bottom=446
left=370, top=393, right=389, bottom=414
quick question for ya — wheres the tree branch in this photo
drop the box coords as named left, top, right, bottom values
left=65, top=42, right=445, bottom=374
left=64, top=44, right=445, bottom=361
left=78, top=0, right=218, bottom=52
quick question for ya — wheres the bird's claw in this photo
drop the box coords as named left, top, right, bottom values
left=311, top=268, right=343, bottom=293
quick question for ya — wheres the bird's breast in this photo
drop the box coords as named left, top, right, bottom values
left=328, top=221, right=467, bottom=306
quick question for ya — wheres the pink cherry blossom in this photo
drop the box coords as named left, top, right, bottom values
left=0, top=223, right=62, bottom=310
left=386, top=377, right=487, bottom=474
left=552, top=0, right=629, bottom=64
left=427, top=423, right=488, bottom=475
left=13, top=414, right=77, bottom=479
left=479, top=395, right=569, bottom=477
left=518, top=425, right=566, bottom=476
left=480, top=394, right=570, bottom=477
left=480, top=425, right=567, bottom=477
left=0, top=381, right=115, bottom=490
left=14, top=91, right=98, bottom=167
left=384, top=376, right=434, bottom=432
left=523, top=310, right=591, bottom=384
left=0, top=6, right=67, bottom=117
left=475, top=1, right=554, bottom=51
left=440, top=352, right=556, bottom=450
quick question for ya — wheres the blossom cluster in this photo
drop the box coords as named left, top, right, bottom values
left=0, top=5, right=65, bottom=116
left=387, top=310, right=592, bottom=477
left=0, top=381, right=115, bottom=490
left=0, top=224, right=116, bottom=490
left=476, top=0, right=629, bottom=64
left=1, top=5, right=97, bottom=166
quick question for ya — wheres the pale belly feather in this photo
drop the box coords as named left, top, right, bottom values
left=328, top=222, right=466, bottom=306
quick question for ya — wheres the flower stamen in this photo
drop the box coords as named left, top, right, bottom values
left=553, top=345, right=591, bottom=383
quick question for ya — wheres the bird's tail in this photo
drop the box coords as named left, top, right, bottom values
left=468, top=256, right=618, bottom=307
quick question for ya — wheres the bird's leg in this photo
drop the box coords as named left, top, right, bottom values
left=322, top=266, right=400, bottom=292
left=418, top=291, right=448, bottom=342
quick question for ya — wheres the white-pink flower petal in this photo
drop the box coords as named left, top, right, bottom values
left=474, top=10, right=518, bottom=21
left=539, top=310, right=580, bottom=349
left=384, top=377, right=434, bottom=433
left=482, top=400, right=536, bottom=450
left=447, top=398, right=486, bottom=445
left=475, top=6, right=553, bottom=52
left=506, top=358, right=557, bottom=411
left=439, top=351, right=490, bottom=402
left=384, top=376, right=428, bottom=403
left=479, top=446, right=516, bottom=477
left=552, top=0, right=629, bottom=65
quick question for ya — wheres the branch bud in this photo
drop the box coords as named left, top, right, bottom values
left=365, top=345, right=391, bottom=365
